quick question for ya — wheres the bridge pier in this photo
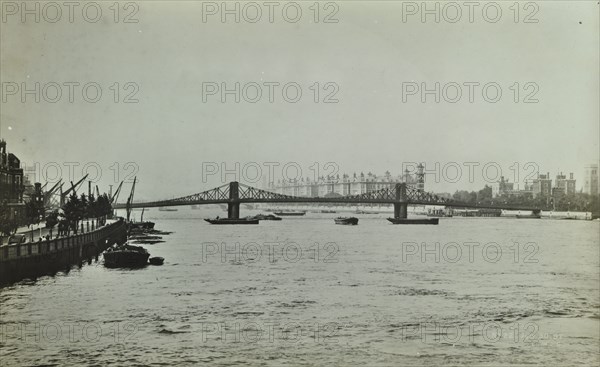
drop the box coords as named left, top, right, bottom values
left=393, top=183, right=408, bottom=218
left=228, top=182, right=240, bottom=219
left=394, top=203, right=408, bottom=219
left=227, top=203, right=240, bottom=219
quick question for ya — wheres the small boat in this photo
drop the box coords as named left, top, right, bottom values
left=105, top=179, right=151, bottom=267
left=159, top=207, right=178, bottom=212
left=516, top=214, right=541, bottom=219
left=321, top=210, right=337, bottom=214
left=104, top=243, right=150, bottom=268
left=387, top=217, right=439, bottom=225
left=149, top=257, right=164, bottom=265
left=191, top=205, right=201, bottom=209
left=204, top=217, right=259, bottom=224
left=273, top=211, right=306, bottom=216
left=252, top=214, right=282, bottom=221
left=334, top=217, right=359, bottom=225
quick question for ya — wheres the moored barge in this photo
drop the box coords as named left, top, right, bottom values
left=103, top=243, right=150, bottom=268
left=204, top=217, right=259, bottom=225
left=387, top=217, right=439, bottom=225
left=273, top=211, right=306, bottom=216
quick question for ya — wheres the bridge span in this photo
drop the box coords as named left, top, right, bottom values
left=113, top=182, right=540, bottom=219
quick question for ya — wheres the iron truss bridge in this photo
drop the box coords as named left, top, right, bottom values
left=114, top=182, right=540, bottom=218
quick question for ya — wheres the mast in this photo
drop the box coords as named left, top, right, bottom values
left=110, top=181, right=124, bottom=204
left=126, top=177, right=137, bottom=223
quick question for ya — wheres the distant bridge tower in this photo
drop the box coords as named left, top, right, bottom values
left=416, top=163, right=425, bottom=191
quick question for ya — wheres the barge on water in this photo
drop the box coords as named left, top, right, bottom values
left=273, top=211, right=306, bottom=216
left=334, top=217, right=359, bottom=225
left=516, top=214, right=542, bottom=219
left=129, top=208, right=155, bottom=231
left=204, top=217, right=259, bottom=225
left=252, top=214, right=282, bottom=221
left=103, top=243, right=150, bottom=268
left=387, top=217, right=439, bottom=225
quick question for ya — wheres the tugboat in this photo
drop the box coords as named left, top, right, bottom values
left=252, top=214, right=282, bottom=221
left=273, top=211, right=306, bottom=216
left=334, top=217, right=359, bottom=225
left=204, top=216, right=260, bottom=224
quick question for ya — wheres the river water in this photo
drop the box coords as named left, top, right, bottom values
left=1, top=208, right=598, bottom=366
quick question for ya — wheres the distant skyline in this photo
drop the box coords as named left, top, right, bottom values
left=11, top=152, right=599, bottom=200
left=1, top=1, right=598, bottom=201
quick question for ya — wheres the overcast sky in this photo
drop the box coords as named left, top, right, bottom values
left=1, top=1, right=598, bottom=200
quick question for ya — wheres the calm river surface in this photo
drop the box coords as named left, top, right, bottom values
left=1, top=208, right=599, bottom=366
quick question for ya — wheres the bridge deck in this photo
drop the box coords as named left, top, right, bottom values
left=113, top=182, right=539, bottom=212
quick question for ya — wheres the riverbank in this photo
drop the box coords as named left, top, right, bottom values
left=1, top=218, right=109, bottom=246
left=0, top=218, right=127, bottom=286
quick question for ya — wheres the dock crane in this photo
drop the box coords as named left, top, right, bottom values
left=60, top=174, right=89, bottom=206
left=110, top=181, right=124, bottom=204
left=107, top=181, right=124, bottom=219
left=43, top=180, right=63, bottom=208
